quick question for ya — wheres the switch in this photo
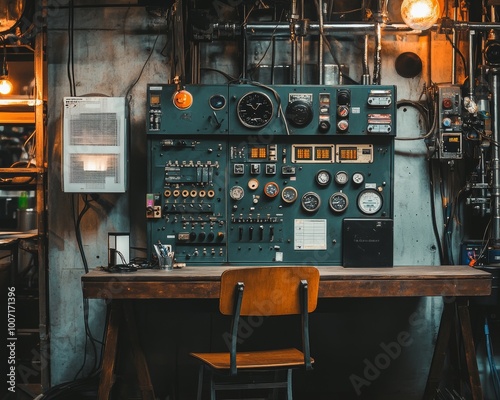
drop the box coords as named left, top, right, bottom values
left=259, top=225, right=264, bottom=240
left=249, top=226, right=254, bottom=240
left=270, top=226, right=275, bottom=242
left=239, top=226, right=243, bottom=241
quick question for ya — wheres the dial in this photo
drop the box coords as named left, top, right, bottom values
left=329, top=192, right=349, bottom=213
left=334, top=171, right=349, bottom=185
left=316, top=169, right=331, bottom=186
left=357, top=189, right=383, bottom=215
left=237, top=91, right=274, bottom=129
left=301, top=191, right=321, bottom=212
left=263, top=181, right=280, bottom=198
left=209, top=94, right=226, bottom=110
left=285, top=100, right=314, bottom=127
left=352, top=172, right=364, bottom=185
left=281, top=186, right=298, bottom=204
left=230, top=185, right=245, bottom=201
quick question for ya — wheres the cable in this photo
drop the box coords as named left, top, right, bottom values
left=484, top=317, right=500, bottom=398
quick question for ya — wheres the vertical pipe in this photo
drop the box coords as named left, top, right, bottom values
left=291, top=0, right=298, bottom=84
left=373, top=22, right=382, bottom=85
left=451, top=6, right=458, bottom=84
left=490, top=68, right=500, bottom=244
left=318, top=0, right=324, bottom=84
left=362, top=34, right=371, bottom=84
left=469, top=30, right=475, bottom=100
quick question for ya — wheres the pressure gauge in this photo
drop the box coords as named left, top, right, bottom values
left=237, top=91, right=274, bottom=129
left=301, top=192, right=321, bottom=212
left=281, top=186, right=298, bottom=204
left=263, top=181, right=280, bottom=198
left=352, top=172, right=364, bottom=185
left=329, top=192, right=349, bottom=213
left=334, top=171, right=349, bottom=185
left=357, top=189, right=383, bottom=215
left=316, top=169, right=331, bottom=186
left=230, top=185, right=245, bottom=201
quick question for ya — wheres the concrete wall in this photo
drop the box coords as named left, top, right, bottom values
left=46, top=1, right=464, bottom=398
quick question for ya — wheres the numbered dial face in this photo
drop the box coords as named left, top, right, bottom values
left=335, top=171, right=349, bottom=185
left=230, top=185, right=245, bottom=201
left=357, top=189, right=383, bottom=215
left=329, top=192, right=349, bottom=213
left=352, top=172, right=364, bottom=185
left=281, top=186, right=298, bottom=204
left=301, top=191, right=321, bottom=212
left=263, top=181, right=280, bottom=198
left=316, top=169, right=331, bottom=186
left=237, top=92, right=274, bottom=129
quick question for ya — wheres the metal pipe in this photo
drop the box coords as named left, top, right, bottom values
left=469, top=30, right=475, bottom=100
left=373, top=22, right=382, bottom=85
left=451, top=5, right=458, bottom=84
left=291, top=0, right=298, bottom=84
left=362, top=34, right=370, bottom=84
left=453, top=22, right=500, bottom=31
left=489, top=68, right=500, bottom=245
left=318, top=0, right=324, bottom=84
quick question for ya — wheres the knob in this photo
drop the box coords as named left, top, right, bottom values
left=270, top=226, right=275, bottom=242
left=318, top=120, right=331, bottom=133
left=207, top=232, right=215, bottom=241
left=259, top=225, right=264, bottom=240
left=337, top=105, right=349, bottom=118
left=442, top=117, right=452, bottom=127
left=217, top=232, right=225, bottom=240
left=337, top=120, right=349, bottom=132
left=239, top=227, right=243, bottom=240
left=198, top=232, right=206, bottom=241
left=189, top=232, right=197, bottom=241
left=249, top=226, right=254, bottom=240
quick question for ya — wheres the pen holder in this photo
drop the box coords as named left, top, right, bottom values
left=154, top=243, right=174, bottom=271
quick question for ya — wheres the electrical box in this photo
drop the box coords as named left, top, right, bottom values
left=62, top=97, right=127, bottom=193
left=437, top=84, right=463, bottom=159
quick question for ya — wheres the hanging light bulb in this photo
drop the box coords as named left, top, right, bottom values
left=400, top=0, right=440, bottom=30
left=0, top=43, right=12, bottom=95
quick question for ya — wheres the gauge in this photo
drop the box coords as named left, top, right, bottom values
left=230, top=185, right=245, bottom=201
left=237, top=91, right=274, bottom=129
left=301, top=191, right=321, bottom=212
left=352, top=172, right=364, bottom=185
left=329, top=192, right=349, bottom=213
left=357, top=189, right=383, bottom=215
left=263, top=181, right=280, bottom=198
left=316, top=169, right=331, bottom=186
left=285, top=100, right=314, bottom=127
left=281, top=186, right=298, bottom=204
left=334, top=171, right=349, bottom=185
left=209, top=94, right=226, bottom=110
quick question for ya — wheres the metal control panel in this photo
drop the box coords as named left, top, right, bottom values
left=147, top=84, right=396, bottom=265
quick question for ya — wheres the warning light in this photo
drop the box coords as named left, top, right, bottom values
left=294, top=146, right=313, bottom=160
left=339, top=147, right=358, bottom=161
left=249, top=146, right=268, bottom=159
left=173, top=90, right=193, bottom=110
left=315, top=147, right=332, bottom=160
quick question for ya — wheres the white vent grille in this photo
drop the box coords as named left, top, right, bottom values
left=62, top=97, right=127, bottom=193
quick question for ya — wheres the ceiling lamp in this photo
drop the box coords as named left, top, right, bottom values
left=400, top=0, right=440, bottom=30
left=0, top=44, right=12, bottom=95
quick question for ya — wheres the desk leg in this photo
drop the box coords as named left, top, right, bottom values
left=98, top=301, right=121, bottom=400
left=423, top=298, right=483, bottom=400
left=456, top=298, right=482, bottom=400
left=122, top=301, right=156, bottom=400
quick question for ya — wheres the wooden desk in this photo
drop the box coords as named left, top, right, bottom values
left=82, top=265, right=492, bottom=400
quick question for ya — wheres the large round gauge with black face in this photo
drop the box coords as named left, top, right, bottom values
left=237, top=91, right=274, bottom=129
left=301, top=192, right=321, bottom=213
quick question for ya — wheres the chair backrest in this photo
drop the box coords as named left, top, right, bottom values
left=219, top=266, right=320, bottom=316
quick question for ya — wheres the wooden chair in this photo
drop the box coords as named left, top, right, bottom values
left=190, top=266, right=320, bottom=400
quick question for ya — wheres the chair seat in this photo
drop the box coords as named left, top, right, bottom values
left=190, top=348, right=314, bottom=370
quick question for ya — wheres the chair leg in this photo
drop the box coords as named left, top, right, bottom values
left=209, top=370, right=216, bottom=400
left=197, top=365, right=204, bottom=400
left=286, top=369, right=293, bottom=400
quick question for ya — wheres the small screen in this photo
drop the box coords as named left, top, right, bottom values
left=339, top=147, right=358, bottom=161
left=315, top=147, right=332, bottom=160
left=249, top=146, right=267, bottom=159
left=294, top=146, right=313, bottom=160
left=150, top=94, right=161, bottom=106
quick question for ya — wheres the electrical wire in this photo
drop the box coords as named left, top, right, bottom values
left=67, top=0, right=76, bottom=97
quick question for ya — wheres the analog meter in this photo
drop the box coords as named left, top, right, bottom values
left=357, top=189, right=383, bottom=215
left=230, top=185, right=245, bottom=201
left=329, top=192, right=349, bottom=213
left=263, top=182, right=280, bottom=198
left=237, top=91, right=274, bottom=129
left=316, top=169, right=331, bottom=186
left=281, top=186, right=298, bottom=204
left=301, top=192, right=321, bottom=212
left=335, top=171, right=349, bottom=185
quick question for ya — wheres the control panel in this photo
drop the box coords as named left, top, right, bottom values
left=437, top=84, right=463, bottom=159
left=147, top=84, right=396, bottom=266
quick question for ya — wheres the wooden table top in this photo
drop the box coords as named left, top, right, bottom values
left=81, top=265, right=492, bottom=300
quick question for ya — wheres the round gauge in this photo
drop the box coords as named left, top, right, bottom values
left=263, top=181, right=280, bottom=198
left=335, top=171, right=349, bottom=185
left=230, top=185, right=245, bottom=201
left=329, top=192, right=349, bottom=213
left=301, top=192, right=321, bottom=212
left=209, top=94, right=226, bottom=110
left=316, top=169, right=331, bottom=186
left=352, top=172, right=364, bottom=185
left=237, top=91, right=274, bottom=129
left=357, top=189, right=383, bottom=215
left=281, top=186, right=298, bottom=204
left=285, top=100, right=314, bottom=127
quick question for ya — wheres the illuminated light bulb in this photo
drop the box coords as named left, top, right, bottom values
left=0, top=78, right=13, bottom=95
left=400, top=0, right=440, bottom=30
